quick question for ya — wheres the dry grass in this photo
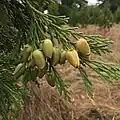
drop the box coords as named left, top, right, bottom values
left=19, top=24, right=120, bottom=120
left=19, top=81, right=72, bottom=120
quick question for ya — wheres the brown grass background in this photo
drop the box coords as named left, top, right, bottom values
left=19, top=24, right=120, bottom=120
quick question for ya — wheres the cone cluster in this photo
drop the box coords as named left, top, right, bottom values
left=13, top=38, right=91, bottom=87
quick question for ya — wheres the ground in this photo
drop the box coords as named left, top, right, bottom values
left=19, top=24, right=120, bottom=120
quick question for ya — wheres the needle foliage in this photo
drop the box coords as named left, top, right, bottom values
left=0, top=0, right=120, bottom=120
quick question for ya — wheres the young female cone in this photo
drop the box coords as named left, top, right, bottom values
left=45, top=72, right=55, bottom=87
left=13, top=63, right=25, bottom=79
left=51, top=47, right=61, bottom=66
left=42, top=39, right=53, bottom=58
left=32, top=50, right=46, bottom=69
left=22, top=44, right=33, bottom=63
left=75, top=38, right=90, bottom=55
left=66, top=49, right=80, bottom=68
left=59, top=50, right=66, bottom=64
